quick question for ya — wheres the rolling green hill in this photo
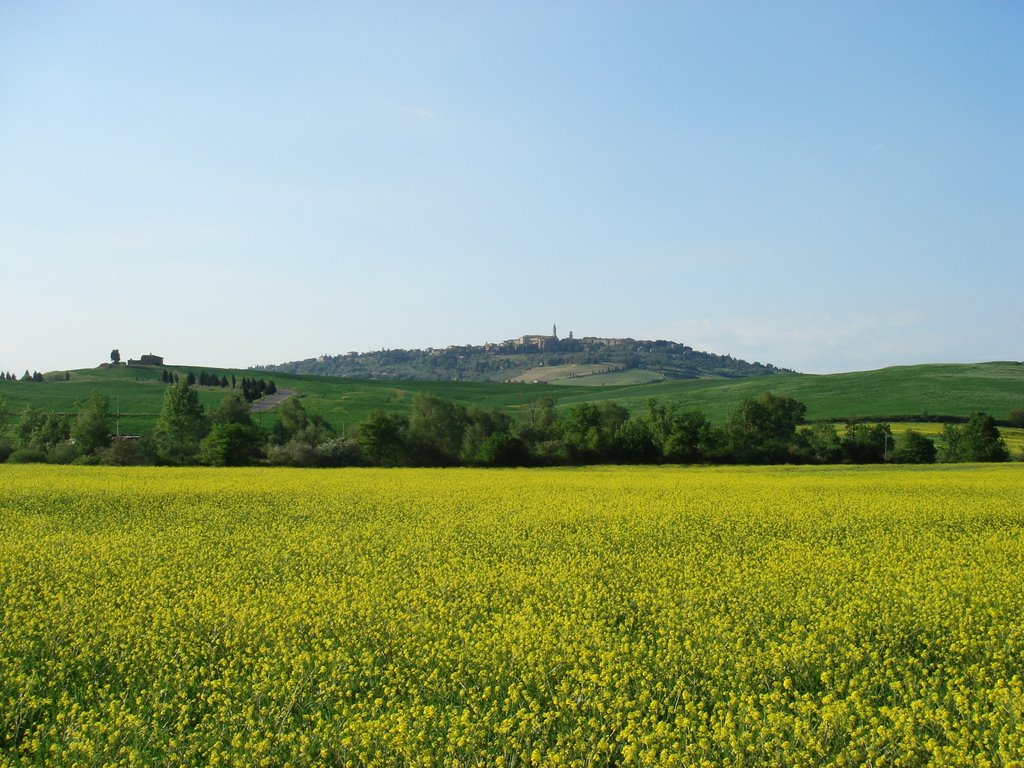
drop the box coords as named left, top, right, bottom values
left=553, top=362, right=1024, bottom=424
left=1, top=361, right=1021, bottom=438
left=258, top=336, right=787, bottom=382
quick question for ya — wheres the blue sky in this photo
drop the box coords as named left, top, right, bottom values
left=2, top=2, right=1021, bottom=374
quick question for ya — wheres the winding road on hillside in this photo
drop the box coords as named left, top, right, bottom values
left=249, top=389, right=297, bottom=412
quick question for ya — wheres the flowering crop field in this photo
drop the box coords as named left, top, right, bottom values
left=2, top=465, right=1023, bottom=767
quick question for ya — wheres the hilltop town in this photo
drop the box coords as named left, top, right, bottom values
left=257, top=327, right=790, bottom=383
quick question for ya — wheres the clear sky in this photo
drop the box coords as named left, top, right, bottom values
left=2, top=2, right=1021, bottom=375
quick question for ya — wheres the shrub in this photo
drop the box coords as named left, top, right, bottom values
left=7, top=449, right=48, bottom=464
left=266, top=441, right=317, bottom=467
left=531, top=439, right=572, bottom=466
left=200, top=423, right=264, bottom=466
left=892, top=431, right=937, bottom=464
left=314, top=438, right=364, bottom=468
left=99, top=438, right=159, bottom=466
left=47, top=442, right=81, bottom=465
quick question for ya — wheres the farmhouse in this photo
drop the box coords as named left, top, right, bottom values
left=127, top=353, right=165, bottom=366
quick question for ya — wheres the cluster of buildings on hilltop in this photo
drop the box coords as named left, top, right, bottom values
left=130, top=353, right=164, bottom=366
left=511, top=324, right=566, bottom=350
left=466, top=325, right=635, bottom=353
left=313, top=325, right=641, bottom=362
left=500, top=325, right=634, bottom=351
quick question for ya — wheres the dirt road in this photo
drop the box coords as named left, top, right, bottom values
left=249, top=389, right=297, bottom=412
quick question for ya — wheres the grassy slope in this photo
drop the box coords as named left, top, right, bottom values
left=548, top=369, right=668, bottom=386
left=555, top=362, right=1024, bottom=423
left=0, top=366, right=598, bottom=436
left=1, top=361, right=1021, bottom=437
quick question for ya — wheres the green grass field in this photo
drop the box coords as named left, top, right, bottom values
left=510, top=363, right=615, bottom=383
left=559, top=362, right=1024, bottom=423
left=548, top=368, right=668, bottom=387
left=1, top=361, right=1022, bottom=437
left=510, top=364, right=667, bottom=386
left=0, top=366, right=595, bottom=437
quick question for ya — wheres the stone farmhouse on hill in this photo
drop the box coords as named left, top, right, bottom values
left=127, top=353, right=164, bottom=366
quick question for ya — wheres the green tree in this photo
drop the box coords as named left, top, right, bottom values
left=408, top=393, right=468, bottom=465
left=110, top=349, right=121, bottom=364
left=939, top=423, right=964, bottom=462
left=211, top=394, right=254, bottom=427
left=799, top=423, right=844, bottom=464
left=14, top=406, right=45, bottom=448
left=39, top=414, right=71, bottom=452
left=71, top=391, right=114, bottom=456
left=358, top=410, right=410, bottom=466
left=656, top=406, right=719, bottom=464
left=513, top=396, right=560, bottom=445
left=460, top=408, right=512, bottom=465
left=727, top=393, right=807, bottom=463
left=960, top=413, right=1009, bottom=462
left=313, top=437, right=364, bottom=467
left=941, top=415, right=1008, bottom=462
left=268, top=397, right=333, bottom=463
left=892, top=430, right=937, bottom=464
left=276, top=397, right=309, bottom=438
left=476, top=432, right=528, bottom=466
left=14, top=407, right=71, bottom=452
left=200, top=422, right=263, bottom=466
left=0, top=396, right=10, bottom=441
left=616, top=418, right=659, bottom=463
left=1009, top=409, right=1024, bottom=429
left=561, top=401, right=630, bottom=462
left=153, top=379, right=208, bottom=464
left=15, top=408, right=71, bottom=454
left=841, top=423, right=893, bottom=463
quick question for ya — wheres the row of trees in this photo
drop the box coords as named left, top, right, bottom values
left=0, top=371, right=47, bottom=382
left=1, top=387, right=1013, bottom=467
left=355, top=393, right=1010, bottom=467
left=159, top=370, right=276, bottom=402
left=240, top=377, right=277, bottom=402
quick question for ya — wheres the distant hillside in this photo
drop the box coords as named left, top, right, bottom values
left=256, top=335, right=790, bottom=382
left=3, top=361, right=1020, bottom=440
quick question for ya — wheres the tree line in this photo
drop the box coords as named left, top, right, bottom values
left=1, top=371, right=53, bottom=382
left=0, top=386, right=1015, bottom=467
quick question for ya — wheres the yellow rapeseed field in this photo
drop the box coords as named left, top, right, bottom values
left=1, top=465, right=1023, bottom=767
